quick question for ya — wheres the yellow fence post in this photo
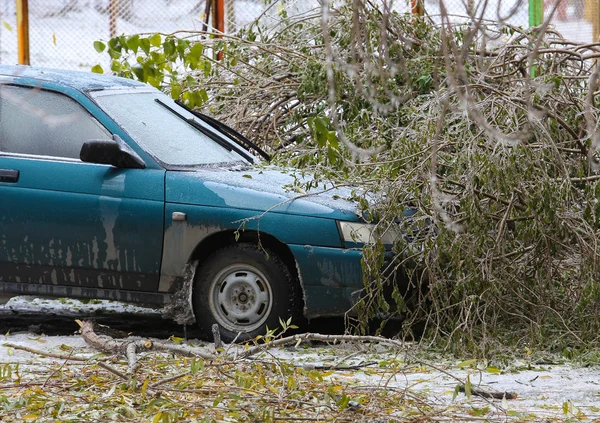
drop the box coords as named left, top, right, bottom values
left=585, top=0, right=600, bottom=41
left=596, top=0, right=600, bottom=42
left=16, top=0, right=30, bottom=65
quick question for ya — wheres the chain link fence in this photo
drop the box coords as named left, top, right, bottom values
left=0, top=0, right=596, bottom=71
left=0, top=0, right=307, bottom=70
left=418, top=0, right=589, bottom=41
left=2, top=1, right=210, bottom=69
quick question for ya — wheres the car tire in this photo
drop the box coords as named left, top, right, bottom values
left=193, top=243, right=299, bottom=343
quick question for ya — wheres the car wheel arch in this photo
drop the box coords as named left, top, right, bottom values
left=186, top=229, right=307, bottom=315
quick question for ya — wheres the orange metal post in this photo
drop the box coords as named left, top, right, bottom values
left=16, top=0, right=30, bottom=65
left=214, top=0, right=225, bottom=34
left=213, top=0, right=225, bottom=60
left=411, top=0, right=424, bottom=16
left=109, top=0, right=118, bottom=38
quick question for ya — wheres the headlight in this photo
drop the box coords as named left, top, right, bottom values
left=337, top=221, right=400, bottom=245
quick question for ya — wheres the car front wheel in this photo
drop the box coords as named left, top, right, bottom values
left=193, top=243, right=298, bottom=342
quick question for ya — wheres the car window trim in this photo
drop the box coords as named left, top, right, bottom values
left=0, top=151, right=110, bottom=166
left=88, top=87, right=157, bottom=96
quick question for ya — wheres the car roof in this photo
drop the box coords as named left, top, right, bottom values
left=0, top=65, right=147, bottom=92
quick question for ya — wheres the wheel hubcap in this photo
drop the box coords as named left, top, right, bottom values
left=209, top=264, right=273, bottom=333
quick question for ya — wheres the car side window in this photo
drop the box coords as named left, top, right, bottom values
left=0, top=85, right=111, bottom=160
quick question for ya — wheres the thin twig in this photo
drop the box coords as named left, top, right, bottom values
left=3, top=343, right=89, bottom=362
left=97, top=362, right=128, bottom=381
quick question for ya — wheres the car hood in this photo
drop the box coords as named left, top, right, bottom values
left=165, top=167, right=362, bottom=221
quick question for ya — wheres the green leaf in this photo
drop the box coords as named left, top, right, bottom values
left=141, top=378, right=149, bottom=396
left=177, top=39, right=191, bottom=57
left=2, top=21, right=12, bottom=32
left=189, top=43, right=204, bottom=60
left=327, top=146, right=337, bottom=163
left=190, top=358, right=204, bottom=375
left=182, top=91, right=193, bottom=108
left=468, top=406, right=490, bottom=417
left=132, top=65, right=146, bottom=82
left=126, top=35, right=140, bottom=53
left=485, top=366, right=501, bottom=374
left=327, top=130, right=339, bottom=150
left=452, top=384, right=460, bottom=401
left=314, top=116, right=329, bottom=133
left=170, top=83, right=182, bottom=100
left=464, top=375, right=472, bottom=399
left=204, top=60, right=212, bottom=78
left=140, top=38, right=151, bottom=55
left=184, top=75, right=195, bottom=88
left=149, top=33, right=162, bottom=47
left=199, top=89, right=209, bottom=103
left=93, top=41, right=106, bottom=53
left=107, top=37, right=123, bottom=59
left=107, top=47, right=121, bottom=60
left=213, top=394, right=223, bottom=406
left=457, top=359, right=477, bottom=368
left=163, top=38, right=176, bottom=58
left=242, top=174, right=253, bottom=179
left=91, top=64, right=104, bottom=74
left=316, top=131, right=327, bottom=148
left=110, top=61, right=121, bottom=72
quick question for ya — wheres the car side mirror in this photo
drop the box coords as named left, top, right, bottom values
left=80, top=135, right=146, bottom=169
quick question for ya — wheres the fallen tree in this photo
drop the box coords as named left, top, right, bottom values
left=96, top=0, right=600, bottom=354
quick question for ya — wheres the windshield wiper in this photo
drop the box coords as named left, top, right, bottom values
left=175, top=100, right=271, bottom=162
left=154, top=98, right=255, bottom=164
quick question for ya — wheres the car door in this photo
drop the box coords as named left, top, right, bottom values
left=0, top=84, right=165, bottom=292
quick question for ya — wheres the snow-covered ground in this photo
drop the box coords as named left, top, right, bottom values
left=0, top=295, right=598, bottom=420
left=266, top=346, right=600, bottom=420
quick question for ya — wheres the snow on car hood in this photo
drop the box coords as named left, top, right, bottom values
left=166, top=167, right=362, bottom=221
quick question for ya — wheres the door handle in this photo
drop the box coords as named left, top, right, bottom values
left=0, top=169, right=19, bottom=183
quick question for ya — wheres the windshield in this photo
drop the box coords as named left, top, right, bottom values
left=90, top=89, right=249, bottom=167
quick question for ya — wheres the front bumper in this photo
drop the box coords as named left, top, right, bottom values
left=288, top=244, right=364, bottom=318
left=289, top=244, right=417, bottom=319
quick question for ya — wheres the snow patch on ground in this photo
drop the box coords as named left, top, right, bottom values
left=2, top=295, right=160, bottom=316
left=1, top=333, right=92, bottom=364
left=262, top=345, right=600, bottom=420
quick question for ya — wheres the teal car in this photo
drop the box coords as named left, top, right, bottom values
left=0, top=65, right=392, bottom=341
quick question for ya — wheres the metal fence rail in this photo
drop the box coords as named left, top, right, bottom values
left=0, top=0, right=597, bottom=71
